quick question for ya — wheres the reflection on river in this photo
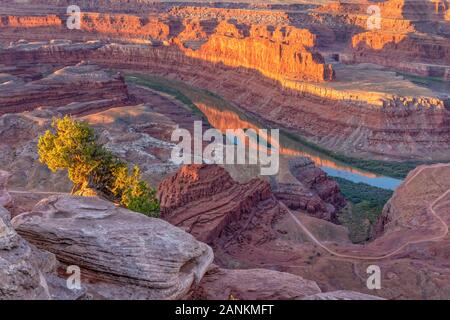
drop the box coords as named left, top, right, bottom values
left=195, top=102, right=403, bottom=190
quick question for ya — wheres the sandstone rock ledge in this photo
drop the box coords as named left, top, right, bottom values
left=273, top=157, right=346, bottom=223
left=0, top=205, right=50, bottom=299
left=0, top=170, right=12, bottom=208
left=302, top=290, right=384, bottom=300
left=190, top=264, right=322, bottom=300
left=1, top=197, right=89, bottom=300
left=12, top=195, right=214, bottom=300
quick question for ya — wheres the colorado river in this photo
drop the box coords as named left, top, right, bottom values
left=194, top=102, right=403, bottom=190
left=126, top=74, right=403, bottom=190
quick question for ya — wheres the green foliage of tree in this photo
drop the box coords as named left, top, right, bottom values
left=335, top=177, right=393, bottom=243
left=115, top=166, right=160, bottom=217
left=38, top=116, right=160, bottom=217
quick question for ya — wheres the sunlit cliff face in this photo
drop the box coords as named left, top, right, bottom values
left=181, top=20, right=334, bottom=83
left=0, top=15, right=61, bottom=27
left=352, top=32, right=408, bottom=51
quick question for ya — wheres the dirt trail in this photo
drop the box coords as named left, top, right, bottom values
left=283, top=163, right=450, bottom=261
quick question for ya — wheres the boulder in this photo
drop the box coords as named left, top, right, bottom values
left=190, top=265, right=322, bottom=300
left=0, top=205, right=50, bottom=300
left=12, top=195, right=214, bottom=300
left=0, top=170, right=12, bottom=208
left=302, top=290, right=384, bottom=300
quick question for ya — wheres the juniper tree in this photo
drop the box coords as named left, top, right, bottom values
left=38, top=115, right=160, bottom=216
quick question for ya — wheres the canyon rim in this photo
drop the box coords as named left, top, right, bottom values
left=0, top=0, right=449, bottom=307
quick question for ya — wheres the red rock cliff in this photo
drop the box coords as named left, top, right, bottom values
left=180, top=21, right=334, bottom=83
left=80, top=13, right=170, bottom=40
left=157, top=164, right=281, bottom=244
left=0, top=15, right=61, bottom=27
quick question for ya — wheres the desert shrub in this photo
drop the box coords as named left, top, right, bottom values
left=115, top=166, right=160, bottom=217
left=38, top=115, right=160, bottom=217
left=335, top=177, right=393, bottom=243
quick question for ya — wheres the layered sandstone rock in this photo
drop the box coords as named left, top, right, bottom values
left=181, top=21, right=334, bottom=82
left=158, top=163, right=450, bottom=300
left=0, top=63, right=196, bottom=194
left=12, top=195, right=214, bottom=300
left=1, top=39, right=449, bottom=160
left=274, top=182, right=338, bottom=223
left=347, top=32, right=450, bottom=78
left=177, top=19, right=208, bottom=42
left=0, top=15, right=61, bottom=28
left=288, top=157, right=346, bottom=221
left=302, top=290, right=384, bottom=300
left=190, top=264, right=322, bottom=300
left=0, top=0, right=448, bottom=160
left=319, top=0, right=445, bottom=20
left=373, top=163, right=450, bottom=239
left=169, top=6, right=290, bottom=26
left=0, top=62, right=130, bottom=115
left=274, top=182, right=328, bottom=212
left=158, top=164, right=281, bottom=245
left=326, top=0, right=450, bottom=78
left=0, top=171, right=12, bottom=208
left=80, top=13, right=170, bottom=41
left=0, top=205, right=50, bottom=299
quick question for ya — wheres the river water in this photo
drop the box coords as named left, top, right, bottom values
left=194, top=102, right=403, bottom=190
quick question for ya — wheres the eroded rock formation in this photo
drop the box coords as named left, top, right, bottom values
left=322, top=0, right=450, bottom=79
left=1, top=0, right=449, bottom=161
left=158, top=164, right=282, bottom=245
left=157, top=163, right=450, bottom=299
left=2, top=38, right=448, bottom=161
left=0, top=171, right=12, bottom=208
left=12, top=195, right=214, bottom=300
left=190, top=264, right=322, bottom=300
left=1, top=203, right=85, bottom=300
left=0, top=62, right=130, bottom=115
left=0, top=205, right=50, bottom=299
left=373, top=163, right=450, bottom=239
left=181, top=20, right=334, bottom=82
left=289, top=157, right=347, bottom=216
left=272, top=157, right=347, bottom=223
left=301, top=290, right=384, bottom=300
left=80, top=13, right=170, bottom=41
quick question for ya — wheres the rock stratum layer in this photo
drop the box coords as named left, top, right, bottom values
left=0, top=205, right=50, bottom=299
left=274, top=157, right=346, bottom=223
left=318, top=0, right=450, bottom=79
left=180, top=20, right=334, bottom=82
left=1, top=169, right=364, bottom=301
left=12, top=195, right=214, bottom=300
left=0, top=62, right=130, bottom=115
left=0, top=0, right=449, bottom=160
left=0, top=203, right=86, bottom=300
left=374, top=163, right=450, bottom=240
left=158, top=163, right=450, bottom=299
left=158, top=164, right=282, bottom=245
left=0, top=36, right=448, bottom=160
